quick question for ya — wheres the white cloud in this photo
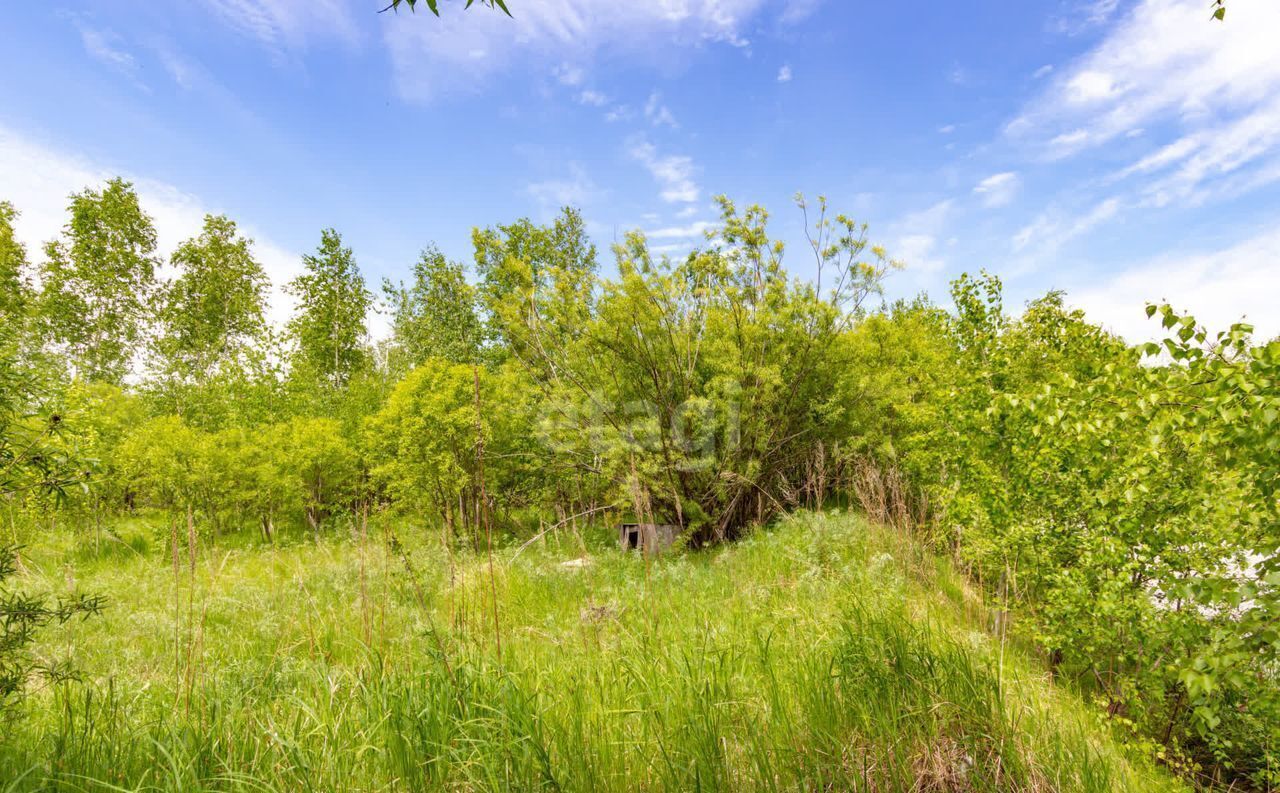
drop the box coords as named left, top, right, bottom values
left=780, top=0, right=823, bottom=25
left=973, top=171, right=1021, bottom=207
left=526, top=163, right=598, bottom=210
left=895, top=234, right=943, bottom=274
left=1051, top=0, right=1122, bottom=33
left=1064, top=69, right=1117, bottom=103
left=777, top=64, right=792, bottom=83
left=155, top=46, right=197, bottom=90
left=1012, top=196, right=1120, bottom=253
left=888, top=200, right=954, bottom=275
left=1082, top=0, right=1121, bottom=25
left=1047, top=128, right=1091, bottom=157
left=1127, top=95, right=1280, bottom=207
left=386, top=0, right=773, bottom=102
left=645, top=221, right=714, bottom=240
left=1004, top=0, right=1280, bottom=232
left=1012, top=0, right=1280, bottom=160
left=78, top=26, right=139, bottom=75
left=1033, top=64, right=1054, bottom=79
left=553, top=62, right=585, bottom=86
left=201, top=0, right=360, bottom=60
left=1070, top=225, right=1280, bottom=342
left=604, top=105, right=633, bottom=123
left=578, top=89, right=609, bottom=107
left=643, top=92, right=678, bottom=128
left=0, top=125, right=303, bottom=330
left=627, top=136, right=699, bottom=204
left=938, top=124, right=955, bottom=134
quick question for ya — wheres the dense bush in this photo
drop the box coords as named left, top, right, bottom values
left=886, top=273, right=1280, bottom=786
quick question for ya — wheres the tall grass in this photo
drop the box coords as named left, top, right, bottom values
left=0, top=511, right=1184, bottom=792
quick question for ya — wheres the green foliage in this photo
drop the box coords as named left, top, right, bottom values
left=484, top=196, right=894, bottom=543
left=286, top=229, right=373, bottom=397
left=895, top=274, right=1280, bottom=787
left=281, top=416, right=360, bottom=532
left=384, top=0, right=511, bottom=17
left=150, top=215, right=271, bottom=420
left=366, top=359, right=482, bottom=522
left=472, top=205, right=598, bottom=364
left=0, top=544, right=104, bottom=718
left=0, top=201, right=32, bottom=328
left=365, top=358, right=541, bottom=538
left=117, top=416, right=204, bottom=515
left=35, top=179, right=159, bottom=385
left=383, top=246, right=482, bottom=372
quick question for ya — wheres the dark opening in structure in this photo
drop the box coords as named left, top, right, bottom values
left=618, top=522, right=679, bottom=554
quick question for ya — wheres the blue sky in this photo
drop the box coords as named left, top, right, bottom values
left=2, top=0, right=1277, bottom=341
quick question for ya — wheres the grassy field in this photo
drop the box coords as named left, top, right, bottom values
left=1, top=511, right=1186, bottom=792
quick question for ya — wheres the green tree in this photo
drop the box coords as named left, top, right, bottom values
left=365, top=359, right=481, bottom=532
left=286, top=229, right=372, bottom=396
left=281, top=417, right=359, bottom=535
left=151, top=215, right=270, bottom=418
left=472, top=206, right=597, bottom=364
left=36, top=179, right=160, bottom=385
left=365, top=358, right=542, bottom=541
left=485, top=195, right=893, bottom=543
left=53, top=382, right=147, bottom=545
left=384, top=245, right=482, bottom=372
left=0, top=202, right=31, bottom=329
left=117, top=416, right=203, bottom=518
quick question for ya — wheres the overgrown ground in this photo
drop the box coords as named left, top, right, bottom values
left=1, top=511, right=1185, bottom=792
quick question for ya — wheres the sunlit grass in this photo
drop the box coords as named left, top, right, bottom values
left=1, top=510, right=1185, bottom=792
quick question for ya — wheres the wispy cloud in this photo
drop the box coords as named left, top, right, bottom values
left=150, top=43, right=199, bottom=90
left=644, top=220, right=714, bottom=240
left=386, top=0, right=773, bottom=102
left=201, top=0, right=360, bottom=62
left=777, top=64, right=792, bottom=83
left=1070, top=224, right=1280, bottom=342
left=553, top=62, right=585, bottom=87
left=79, top=27, right=138, bottom=74
left=779, top=0, right=823, bottom=25
left=888, top=200, right=954, bottom=275
left=526, top=163, right=599, bottom=211
left=627, top=136, right=699, bottom=204
left=604, top=105, right=634, bottom=123
left=1050, top=0, right=1122, bottom=34
left=1012, top=196, right=1120, bottom=255
left=1010, top=0, right=1280, bottom=162
left=644, top=92, right=678, bottom=128
left=69, top=18, right=150, bottom=91
left=973, top=171, right=1020, bottom=208
left=992, top=0, right=1280, bottom=269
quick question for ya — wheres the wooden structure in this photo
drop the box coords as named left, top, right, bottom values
left=618, top=522, right=680, bottom=554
